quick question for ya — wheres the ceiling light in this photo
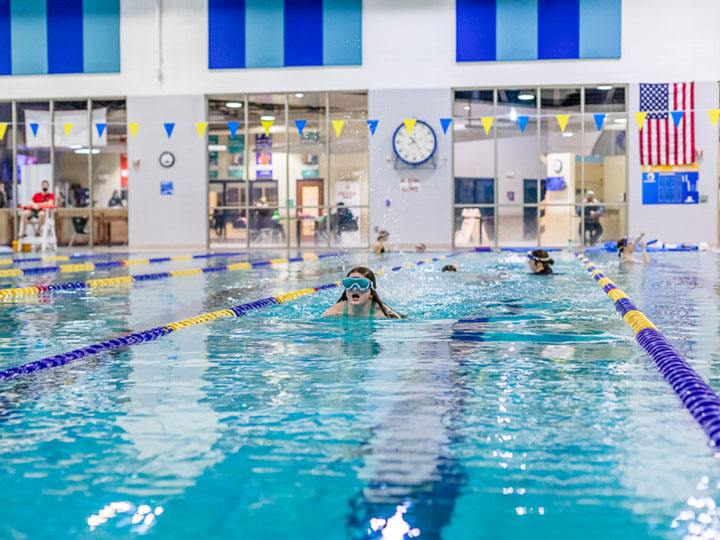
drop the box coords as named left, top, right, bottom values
left=208, top=144, right=227, bottom=152
left=260, top=115, right=275, bottom=122
left=509, top=108, right=518, bottom=121
left=596, top=85, right=613, bottom=90
left=562, top=132, right=574, bottom=137
left=295, top=93, right=304, bottom=98
left=614, top=118, right=627, bottom=124
left=74, top=148, right=100, bottom=154
left=69, top=144, right=82, bottom=149
left=518, top=93, right=535, bottom=101
left=464, top=105, right=471, bottom=111
left=226, top=102, right=243, bottom=108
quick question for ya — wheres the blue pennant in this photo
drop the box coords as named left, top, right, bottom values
left=593, top=114, right=606, bottom=131
left=227, top=121, right=239, bottom=138
left=366, top=119, right=379, bottom=136
left=671, top=110, right=685, bottom=128
left=95, top=123, right=107, bottom=138
left=30, top=123, right=39, bottom=137
left=440, top=118, right=452, bottom=134
left=295, top=120, right=306, bottom=135
left=516, top=116, right=529, bottom=133
left=164, top=123, right=175, bottom=138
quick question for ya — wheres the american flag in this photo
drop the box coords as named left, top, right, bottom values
left=639, top=82, right=695, bottom=165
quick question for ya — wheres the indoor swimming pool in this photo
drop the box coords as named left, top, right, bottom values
left=1, top=250, right=720, bottom=539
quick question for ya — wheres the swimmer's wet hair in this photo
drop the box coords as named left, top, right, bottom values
left=528, top=249, right=554, bottom=271
left=441, top=265, right=457, bottom=272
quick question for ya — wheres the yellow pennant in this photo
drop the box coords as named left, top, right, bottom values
left=481, top=116, right=494, bottom=135
left=708, top=109, right=720, bottom=126
left=0, top=123, right=7, bottom=140
left=556, top=114, right=569, bottom=133
left=128, top=123, right=139, bottom=137
left=63, top=123, right=73, bottom=136
left=261, top=119, right=273, bottom=136
left=196, top=122, right=208, bottom=136
left=332, top=120, right=345, bottom=137
left=404, top=119, right=417, bottom=135
left=634, top=112, right=647, bottom=130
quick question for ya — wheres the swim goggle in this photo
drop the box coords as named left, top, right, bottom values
left=527, top=252, right=551, bottom=262
left=341, top=277, right=373, bottom=291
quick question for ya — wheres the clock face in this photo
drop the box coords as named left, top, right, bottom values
left=159, top=151, right=175, bottom=168
left=553, top=159, right=563, bottom=173
left=392, top=121, right=437, bottom=165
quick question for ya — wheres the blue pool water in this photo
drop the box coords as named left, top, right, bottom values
left=2, top=250, right=720, bottom=539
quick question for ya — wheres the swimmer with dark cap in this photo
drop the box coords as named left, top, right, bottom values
left=527, top=249, right=554, bottom=274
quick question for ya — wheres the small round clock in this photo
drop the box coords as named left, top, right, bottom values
left=159, top=151, right=175, bottom=168
left=552, top=159, right=563, bottom=174
left=392, top=120, right=437, bottom=166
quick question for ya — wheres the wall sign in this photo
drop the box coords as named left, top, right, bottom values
left=160, top=181, right=174, bottom=195
left=642, top=164, right=698, bottom=204
left=400, top=178, right=420, bottom=192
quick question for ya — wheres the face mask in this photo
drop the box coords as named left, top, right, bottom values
left=42, top=187, right=48, bottom=192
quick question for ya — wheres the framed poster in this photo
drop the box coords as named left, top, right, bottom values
left=208, top=135, right=219, bottom=179
left=256, top=152, right=272, bottom=179
left=228, top=135, right=245, bottom=178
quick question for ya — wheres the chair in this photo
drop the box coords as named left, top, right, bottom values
left=18, top=208, right=58, bottom=252
left=69, top=216, right=89, bottom=247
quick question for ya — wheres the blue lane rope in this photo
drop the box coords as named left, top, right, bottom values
left=576, top=253, right=720, bottom=447
left=0, top=254, right=461, bottom=382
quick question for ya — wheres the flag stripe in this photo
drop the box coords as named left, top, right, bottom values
left=246, top=0, right=283, bottom=68
left=538, top=0, right=579, bottom=60
left=496, top=0, right=538, bottom=61
left=578, top=0, right=621, bottom=58
left=456, top=0, right=496, bottom=61
left=47, top=0, right=84, bottom=74
left=322, top=0, right=361, bottom=66
left=664, top=117, right=668, bottom=165
left=682, top=83, right=686, bottom=164
left=284, top=0, right=323, bottom=67
left=208, top=0, right=246, bottom=69
left=690, top=81, right=695, bottom=163
left=673, top=83, right=678, bottom=165
left=10, top=0, right=47, bottom=75
left=0, top=0, right=10, bottom=75
left=82, top=0, right=120, bottom=73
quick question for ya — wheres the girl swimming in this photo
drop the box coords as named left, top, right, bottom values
left=322, top=266, right=401, bottom=319
left=527, top=249, right=555, bottom=274
left=618, top=232, right=649, bottom=265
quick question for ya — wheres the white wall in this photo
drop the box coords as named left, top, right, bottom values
left=127, top=95, right=207, bottom=248
left=369, top=88, right=452, bottom=248
left=0, top=0, right=718, bottom=99
left=628, top=81, right=719, bottom=244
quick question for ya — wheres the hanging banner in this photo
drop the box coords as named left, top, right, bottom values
left=255, top=151, right=272, bottom=178
left=208, top=134, right=219, bottom=179
left=642, top=164, right=699, bottom=205
left=227, top=134, right=245, bottom=178
left=301, top=154, right=319, bottom=178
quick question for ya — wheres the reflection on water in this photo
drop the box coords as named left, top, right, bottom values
left=1, top=252, right=720, bottom=539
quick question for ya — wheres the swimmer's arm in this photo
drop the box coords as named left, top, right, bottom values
left=642, top=242, right=649, bottom=265
left=322, top=302, right=345, bottom=318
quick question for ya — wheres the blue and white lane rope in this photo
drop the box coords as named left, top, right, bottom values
left=0, top=254, right=461, bottom=382
left=576, top=253, right=720, bottom=447
left=0, top=253, right=340, bottom=299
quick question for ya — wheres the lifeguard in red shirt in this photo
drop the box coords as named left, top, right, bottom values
left=20, top=180, right=55, bottom=238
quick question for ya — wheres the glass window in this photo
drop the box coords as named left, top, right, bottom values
left=0, top=102, right=13, bottom=245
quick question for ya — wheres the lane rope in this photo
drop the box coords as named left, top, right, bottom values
left=0, top=253, right=460, bottom=382
left=0, top=253, right=337, bottom=300
left=576, top=253, right=720, bottom=447
left=0, top=252, right=131, bottom=266
left=0, top=251, right=248, bottom=275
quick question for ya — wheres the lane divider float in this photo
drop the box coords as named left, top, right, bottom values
left=0, top=251, right=248, bottom=276
left=0, top=252, right=131, bottom=266
left=576, top=252, right=720, bottom=447
left=0, top=253, right=334, bottom=300
left=0, top=254, right=460, bottom=382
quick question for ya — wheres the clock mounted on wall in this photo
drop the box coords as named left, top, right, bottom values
left=392, top=120, right=437, bottom=167
left=159, top=151, right=175, bottom=168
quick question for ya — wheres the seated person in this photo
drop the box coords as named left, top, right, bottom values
left=20, top=180, right=55, bottom=238
left=575, top=190, right=604, bottom=246
left=332, top=202, right=358, bottom=239
left=372, top=230, right=389, bottom=255
left=322, top=266, right=401, bottom=319
left=527, top=249, right=555, bottom=274
left=618, top=232, right=649, bottom=265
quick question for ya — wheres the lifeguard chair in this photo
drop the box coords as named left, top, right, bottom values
left=17, top=204, right=58, bottom=252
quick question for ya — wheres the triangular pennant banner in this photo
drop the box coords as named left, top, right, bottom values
left=95, top=123, right=107, bottom=138
left=517, top=116, right=529, bottom=133
left=128, top=123, right=139, bottom=137
left=671, top=110, right=684, bottom=128
left=708, top=109, right=720, bottom=126
left=227, top=121, right=239, bottom=138
left=556, top=114, right=569, bottom=133
left=261, top=119, right=273, bottom=136
left=295, top=120, right=306, bottom=135
left=480, top=116, right=493, bottom=135
left=593, top=114, right=606, bottom=131
left=440, top=118, right=452, bottom=134
left=196, top=122, right=208, bottom=137
left=332, top=120, right=345, bottom=137
left=634, top=112, right=648, bottom=130
left=366, top=119, right=378, bottom=136
left=30, top=123, right=39, bottom=137
left=164, top=123, right=175, bottom=138
left=0, top=123, right=7, bottom=140
left=404, top=119, right=417, bottom=135
left=63, top=123, right=73, bottom=136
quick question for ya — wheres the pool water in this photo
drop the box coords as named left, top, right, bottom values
left=2, top=250, right=720, bottom=539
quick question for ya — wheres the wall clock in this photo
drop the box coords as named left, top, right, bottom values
left=392, top=120, right=437, bottom=166
left=159, top=151, right=175, bottom=168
